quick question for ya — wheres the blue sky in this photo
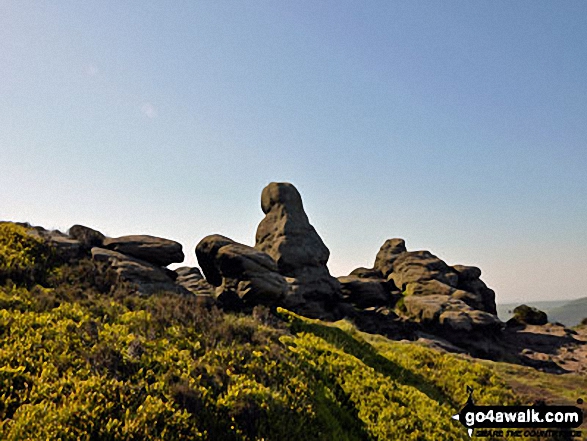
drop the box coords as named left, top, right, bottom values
left=1, top=1, right=586, bottom=303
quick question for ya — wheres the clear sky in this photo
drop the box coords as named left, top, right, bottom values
left=1, top=1, right=586, bottom=304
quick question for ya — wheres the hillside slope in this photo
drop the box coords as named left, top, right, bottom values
left=1, top=222, right=585, bottom=440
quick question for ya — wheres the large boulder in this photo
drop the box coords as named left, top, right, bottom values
left=389, top=250, right=459, bottom=295
left=373, top=238, right=407, bottom=278
left=68, top=224, right=105, bottom=249
left=509, top=304, right=548, bottom=326
left=195, top=234, right=234, bottom=286
left=91, top=247, right=188, bottom=296
left=254, top=182, right=342, bottom=311
left=403, top=294, right=501, bottom=332
left=369, top=242, right=500, bottom=333
left=338, top=276, right=393, bottom=309
left=452, top=266, right=497, bottom=315
left=196, top=235, right=288, bottom=306
left=348, top=267, right=383, bottom=279
left=174, top=266, right=214, bottom=295
left=103, top=235, right=184, bottom=267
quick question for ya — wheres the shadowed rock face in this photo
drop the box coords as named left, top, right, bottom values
left=509, top=304, right=548, bottom=326
left=103, top=235, right=184, bottom=267
left=195, top=234, right=235, bottom=287
left=68, top=225, right=105, bottom=249
left=24, top=226, right=83, bottom=261
left=196, top=234, right=288, bottom=306
left=174, top=266, right=215, bottom=301
left=255, top=182, right=342, bottom=314
left=374, top=238, right=407, bottom=278
left=338, top=276, right=394, bottom=309
left=91, top=247, right=188, bottom=296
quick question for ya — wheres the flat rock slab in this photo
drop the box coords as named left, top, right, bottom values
left=103, top=235, right=184, bottom=267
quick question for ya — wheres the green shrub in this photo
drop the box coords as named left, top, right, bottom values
left=0, top=235, right=528, bottom=440
left=0, top=223, right=52, bottom=285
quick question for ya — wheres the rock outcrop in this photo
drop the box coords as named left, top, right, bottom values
left=196, top=235, right=288, bottom=307
left=68, top=224, right=105, bottom=249
left=452, top=264, right=497, bottom=315
left=338, top=276, right=394, bottom=309
left=25, top=226, right=82, bottom=261
left=366, top=239, right=502, bottom=341
left=103, top=235, right=184, bottom=267
left=508, top=304, right=548, bottom=326
left=174, top=266, right=215, bottom=304
left=91, top=247, right=188, bottom=296
left=373, top=238, right=407, bottom=278
left=390, top=250, right=459, bottom=296
left=255, top=182, right=342, bottom=317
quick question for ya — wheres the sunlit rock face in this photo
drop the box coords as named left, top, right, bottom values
left=255, top=182, right=342, bottom=319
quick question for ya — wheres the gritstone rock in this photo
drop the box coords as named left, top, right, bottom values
left=196, top=235, right=287, bottom=306
left=103, top=235, right=184, bottom=267
left=338, top=276, right=394, bottom=309
left=509, top=304, right=548, bottom=326
left=68, top=224, right=105, bottom=249
left=91, top=247, right=188, bottom=296
left=254, top=182, right=342, bottom=315
left=373, top=238, right=407, bottom=278
left=174, top=266, right=215, bottom=305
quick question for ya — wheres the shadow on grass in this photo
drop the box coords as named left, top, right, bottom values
left=288, top=316, right=456, bottom=408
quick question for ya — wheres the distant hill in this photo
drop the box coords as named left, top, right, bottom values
left=498, top=297, right=587, bottom=327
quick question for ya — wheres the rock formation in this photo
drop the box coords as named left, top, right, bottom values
left=91, top=247, right=187, bottom=296
left=5, top=179, right=586, bottom=373
left=254, top=182, right=342, bottom=318
left=508, top=304, right=548, bottom=326
left=337, top=276, right=394, bottom=309
left=103, top=235, right=184, bottom=267
left=23, top=224, right=83, bottom=261
left=373, top=238, right=407, bottom=278
left=68, top=224, right=105, bottom=249
left=196, top=234, right=288, bottom=307
left=367, top=239, right=502, bottom=339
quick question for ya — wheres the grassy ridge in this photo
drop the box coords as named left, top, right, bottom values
left=0, top=222, right=530, bottom=440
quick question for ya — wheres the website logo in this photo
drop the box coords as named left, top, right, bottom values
left=452, top=387, right=583, bottom=438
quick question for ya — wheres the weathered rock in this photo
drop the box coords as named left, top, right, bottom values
left=403, top=294, right=449, bottom=322
left=195, top=235, right=235, bottom=287
left=348, top=267, right=383, bottom=279
left=373, top=238, right=407, bottom=278
left=175, top=266, right=203, bottom=280
left=338, top=276, right=393, bottom=308
left=452, top=264, right=482, bottom=281
left=196, top=235, right=288, bottom=306
left=439, top=307, right=502, bottom=332
left=68, top=224, right=105, bottom=249
left=451, top=289, right=486, bottom=311
left=403, top=294, right=501, bottom=332
left=26, top=227, right=82, bottom=261
left=390, top=250, right=459, bottom=294
left=510, top=304, right=548, bottom=326
left=455, top=278, right=497, bottom=315
left=91, top=247, right=188, bottom=295
left=255, top=182, right=342, bottom=309
left=174, top=266, right=215, bottom=299
left=103, top=235, right=184, bottom=267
